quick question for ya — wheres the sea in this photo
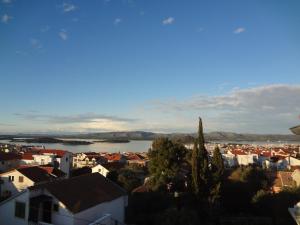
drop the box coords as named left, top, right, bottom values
left=0, top=139, right=153, bottom=153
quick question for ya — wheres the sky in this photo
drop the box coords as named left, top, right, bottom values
left=1, top=0, right=300, bottom=134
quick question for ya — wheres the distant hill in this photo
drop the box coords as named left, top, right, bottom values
left=58, top=131, right=300, bottom=143
left=1, top=131, right=299, bottom=143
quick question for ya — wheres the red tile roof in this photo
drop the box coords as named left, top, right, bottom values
left=21, top=153, right=34, bottom=160
left=105, top=153, right=123, bottom=161
left=39, top=149, right=67, bottom=157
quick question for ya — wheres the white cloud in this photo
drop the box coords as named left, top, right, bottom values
left=40, top=25, right=50, bottom=33
left=2, top=0, right=12, bottom=4
left=114, top=18, right=122, bottom=25
left=162, top=17, right=175, bottom=25
left=59, top=30, right=68, bottom=40
left=62, top=3, right=77, bottom=13
left=234, top=27, right=246, bottom=34
left=1, top=14, right=12, bottom=23
left=30, top=38, right=43, bottom=49
left=150, top=84, right=300, bottom=133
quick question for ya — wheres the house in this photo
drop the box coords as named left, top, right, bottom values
left=0, top=166, right=58, bottom=198
left=0, top=152, right=21, bottom=173
left=227, top=149, right=258, bottom=166
left=73, top=152, right=107, bottom=168
left=125, top=153, right=147, bottom=166
left=222, top=153, right=237, bottom=168
left=91, top=164, right=110, bottom=177
left=104, top=153, right=127, bottom=163
left=0, top=173, right=128, bottom=225
left=20, top=149, right=72, bottom=178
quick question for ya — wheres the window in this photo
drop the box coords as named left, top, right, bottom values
left=9, top=176, right=14, bottom=182
left=66, top=157, right=68, bottom=162
left=53, top=203, right=59, bottom=212
left=15, top=202, right=26, bottom=219
left=41, top=159, right=45, bottom=165
left=98, top=169, right=101, bottom=173
left=1, top=161, right=4, bottom=165
left=19, top=176, right=24, bottom=183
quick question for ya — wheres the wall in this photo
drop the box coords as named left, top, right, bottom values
left=91, top=165, right=109, bottom=177
left=0, top=190, right=30, bottom=225
left=42, top=190, right=74, bottom=225
left=74, top=196, right=127, bottom=225
left=58, top=153, right=72, bottom=178
left=0, top=159, right=20, bottom=173
left=0, top=170, right=34, bottom=197
left=33, top=155, right=55, bottom=166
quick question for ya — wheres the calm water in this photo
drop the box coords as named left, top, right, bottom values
left=0, top=139, right=153, bottom=153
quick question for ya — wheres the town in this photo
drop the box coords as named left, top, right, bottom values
left=1, top=120, right=300, bottom=225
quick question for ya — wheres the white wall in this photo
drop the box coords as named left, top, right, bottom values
left=91, top=165, right=109, bottom=177
left=237, top=154, right=256, bottom=166
left=0, top=190, right=30, bottom=225
left=33, top=154, right=55, bottom=166
left=58, top=153, right=72, bottom=178
left=74, top=196, right=127, bottom=225
left=0, top=170, right=34, bottom=197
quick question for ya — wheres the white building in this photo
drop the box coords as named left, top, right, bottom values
left=0, top=173, right=127, bottom=225
left=91, top=164, right=110, bottom=177
left=0, top=166, right=64, bottom=198
left=0, top=152, right=21, bottom=173
left=20, top=149, right=73, bottom=178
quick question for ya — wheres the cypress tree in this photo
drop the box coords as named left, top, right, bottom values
left=191, top=117, right=209, bottom=197
left=211, top=146, right=224, bottom=182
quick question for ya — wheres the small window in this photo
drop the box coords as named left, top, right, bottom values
left=19, top=176, right=24, bottom=183
left=15, top=201, right=26, bottom=219
left=98, top=169, right=101, bottom=173
left=66, top=157, right=68, bottom=162
left=9, top=176, right=14, bottom=182
left=53, top=204, right=59, bottom=212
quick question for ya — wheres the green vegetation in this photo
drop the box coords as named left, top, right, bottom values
left=125, top=118, right=299, bottom=225
left=148, top=137, right=187, bottom=191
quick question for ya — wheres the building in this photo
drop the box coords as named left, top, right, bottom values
left=0, top=152, right=21, bottom=173
left=0, top=173, right=128, bottom=225
left=0, top=166, right=65, bottom=198
left=20, top=149, right=72, bottom=178
left=73, top=152, right=107, bottom=168
left=91, top=164, right=110, bottom=177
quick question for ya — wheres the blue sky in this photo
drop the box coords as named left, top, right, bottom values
left=1, top=0, right=300, bottom=134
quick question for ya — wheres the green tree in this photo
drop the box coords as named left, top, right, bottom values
left=211, top=146, right=224, bottom=182
left=118, top=168, right=142, bottom=192
left=191, top=117, right=209, bottom=197
left=148, top=137, right=187, bottom=191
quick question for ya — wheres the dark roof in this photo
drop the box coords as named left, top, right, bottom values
left=102, top=162, right=125, bottom=171
left=290, top=125, right=300, bottom=135
left=30, top=173, right=126, bottom=213
left=17, top=167, right=53, bottom=183
left=0, top=152, right=21, bottom=161
left=39, top=166, right=66, bottom=178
